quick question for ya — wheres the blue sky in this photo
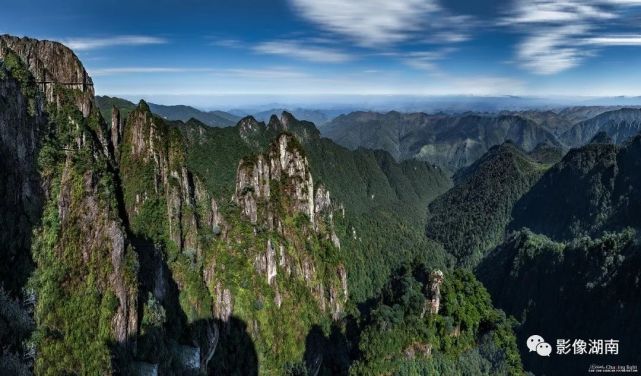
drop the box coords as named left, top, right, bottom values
left=5, top=0, right=641, bottom=106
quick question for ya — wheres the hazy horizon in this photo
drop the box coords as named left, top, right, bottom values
left=100, top=93, right=641, bottom=113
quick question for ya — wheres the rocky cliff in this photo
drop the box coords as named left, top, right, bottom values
left=0, top=35, right=138, bottom=374
left=115, top=96, right=349, bottom=371
left=234, top=133, right=347, bottom=317
left=0, top=35, right=94, bottom=116
left=0, top=59, right=44, bottom=295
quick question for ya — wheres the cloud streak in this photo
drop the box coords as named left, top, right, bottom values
left=402, top=48, right=456, bottom=73
left=65, top=35, right=167, bottom=51
left=254, top=40, right=353, bottom=63
left=89, top=66, right=310, bottom=80
left=288, top=0, right=474, bottom=49
left=504, top=0, right=641, bottom=74
left=289, top=0, right=439, bottom=46
left=90, top=67, right=208, bottom=76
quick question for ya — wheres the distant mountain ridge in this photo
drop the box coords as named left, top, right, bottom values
left=229, top=107, right=346, bottom=126
left=323, top=111, right=563, bottom=171
left=96, top=95, right=240, bottom=127
left=561, top=108, right=641, bottom=147
left=322, top=106, right=641, bottom=172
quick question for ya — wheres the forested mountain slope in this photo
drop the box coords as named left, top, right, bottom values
left=426, top=142, right=547, bottom=267
left=477, top=230, right=641, bottom=375
left=472, top=136, right=641, bottom=375
left=510, top=136, right=641, bottom=240
left=174, top=112, right=453, bottom=302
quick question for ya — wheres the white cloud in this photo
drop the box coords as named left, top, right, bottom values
left=586, top=35, right=641, bottom=45
left=505, top=0, right=615, bottom=24
left=90, top=67, right=209, bottom=76
left=402, top=48, right=455, bottom=72
left=504, top=0, right=641, bottom=74
left=289, top=0, right=439, bottom=46
left=253, top=40, right=353, bottom=63
left=209, top=38, right=245, bottom=49
left=215, top=68, right=311, bottom=80
left=517, top=25, right=592, bottom=74
left=64, top=35, right=167, bottom=51
left=89, top=66, right=310, bottom=80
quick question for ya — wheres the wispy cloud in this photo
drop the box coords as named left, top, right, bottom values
left=254, top=40, right=353, bottom=63
left=215, top=68, right=311, bottom=80
left=90, top=67, right=209, bottom=76
left=289, top=0, right=439, bottom=46
left=89, top=66, right=310, bottom=80
left=209, top=38, right=246, bottom=49
left=64, top=35, right=167, bottom=51
left=587, top=35, right=641, bottom=45
left=288, top=0, right=473, bottom=49
left=402, top=48, right=456, bottom=73
left=516, top=24, right=593, bottom=74
left=504, top=0, right=641, bottom=74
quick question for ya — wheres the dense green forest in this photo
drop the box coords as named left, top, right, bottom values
left=510, top=138, right=641, bottom=240
left=425, top=142, right=548, bottom=267
left=477, top=229, right=641, bottom=375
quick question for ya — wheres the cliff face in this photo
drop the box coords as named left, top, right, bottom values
left=234, top=133, right=347, bottom=318
left=120, top=102, right=219, bottom=257
left=0, top=62, right=44, bottom=295
left=235, top=133, right=340, bottom=245
left=0, top=35, right=94, bottom=116
left=114, top=99, right=349, bottom=371
left=0, top=36, right=138, bottom=374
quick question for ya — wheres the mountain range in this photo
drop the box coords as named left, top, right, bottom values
left=2, top=35, right=641, bottom=376
left=1, top=36, right=522, bottom=375
left=322, top=107, right=641, bottom=172
left=96, top=95, right=241, bottom=127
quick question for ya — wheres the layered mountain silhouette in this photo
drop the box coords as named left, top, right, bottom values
left=322, top=107, right=641, bottom=172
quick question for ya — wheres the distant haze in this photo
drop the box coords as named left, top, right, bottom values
left=108, top=93, right=641, bottom=115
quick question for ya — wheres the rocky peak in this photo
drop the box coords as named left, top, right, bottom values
left=234, top=133, right=337, bottom=233
left=280, top=111, right=296, bottom=127
left=268, top=114, right=282, bottom=132
left=278, top=111, right=321, bottom=143
left=127, top=102, right=159, bottom=160
left=0, top=35, right=94, bottom=116
left=237, top=116, right=264, bottom=143
left=234, top=133, right=312, bottom=225
left=122, top=102, right=222, bottom=255
left=234, top=133, right=347, bottom=317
